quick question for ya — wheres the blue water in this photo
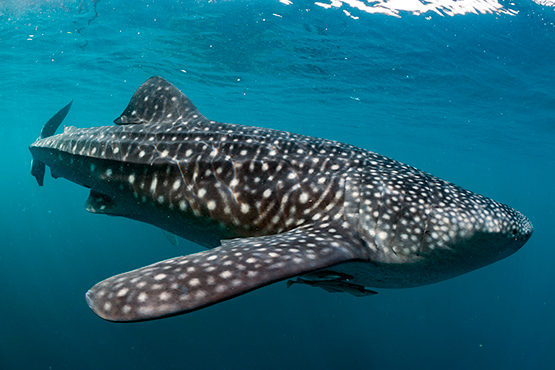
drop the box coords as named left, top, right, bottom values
left=1, top=0, right=554, bottom=369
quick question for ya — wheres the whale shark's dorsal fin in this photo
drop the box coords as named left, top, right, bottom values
left=113, top=76, right=205, bottom=125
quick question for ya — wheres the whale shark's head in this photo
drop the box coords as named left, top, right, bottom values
left=343, top=164, right=534, bottom=287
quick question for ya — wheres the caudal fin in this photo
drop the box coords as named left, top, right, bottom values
left=30, top=100, right=73, bottom=186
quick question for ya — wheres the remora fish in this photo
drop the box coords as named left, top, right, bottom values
left=29, top=77, right=533, bottom=322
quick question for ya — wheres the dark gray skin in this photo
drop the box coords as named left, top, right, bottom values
left=30, top=77, right=533, bottom=322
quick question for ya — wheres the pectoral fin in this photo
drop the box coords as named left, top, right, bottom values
left=86, top=222, right=368, bottom=322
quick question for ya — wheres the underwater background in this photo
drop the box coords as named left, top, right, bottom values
left=1, top=0, right=554, bottom=369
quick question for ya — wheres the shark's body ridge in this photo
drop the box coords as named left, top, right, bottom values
left=30, top=77, right=533, bottom=322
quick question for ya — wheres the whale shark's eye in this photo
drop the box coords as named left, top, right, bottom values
left=512, top=229, right=518, bottom=236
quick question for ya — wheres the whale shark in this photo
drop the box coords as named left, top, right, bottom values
left=29, top=77, right=533, bottom=322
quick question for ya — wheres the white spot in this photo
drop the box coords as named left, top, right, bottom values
left=117, top=288, right=129, bottom=297
left=172, top=180, right=181, bottom=190
left=159, top=292, right=171, bottom=301
left=220, top=271, right=232, bottom=279
left=198, top=188, right=207, bottom=198
left=231, top=279, right=242, bottom=287
left=195, top=290, right=207, bottom=300
left=138, top=292, right=148, bottom=302
left=179, top=200, right=187, bottom=211
left=138, top=306, right=154, bottom=316
left=207, top=200, right=216, bottom=211
left=215, top=284, right=227, bottom=293
left=240, top=203, right=250, bottom=214
left=150, top=176, right=158, bottom=193
left=128, top=174, right=136, bottom=184
left=154, top=273, right=167, bottom=281
left=299, top=193, right=309, bottom=204
left=263, top=189, right=272, bottom=198
left=189, top=278, right=200, bottom=286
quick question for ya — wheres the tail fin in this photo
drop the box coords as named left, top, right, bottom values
left=31, top=100, right=73, bottom=186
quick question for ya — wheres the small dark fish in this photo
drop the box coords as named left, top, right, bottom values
left=287, top=277, right=378, bottom=297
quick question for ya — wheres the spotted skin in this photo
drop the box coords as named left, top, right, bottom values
left=29, top=77, right=533, bottom=322
left=87, top=223, right=364, bottom=321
